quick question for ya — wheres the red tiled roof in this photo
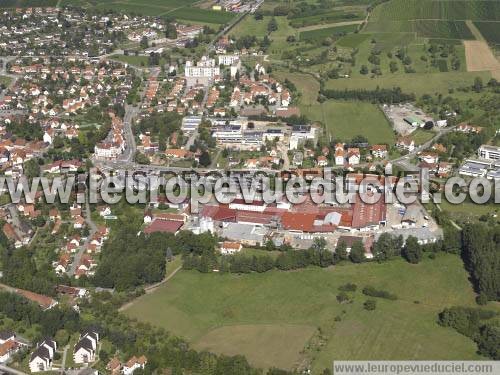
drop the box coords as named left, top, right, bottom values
left=144, top=220, right=183, bottom=234
left=281, top=212, right=317, bottom=232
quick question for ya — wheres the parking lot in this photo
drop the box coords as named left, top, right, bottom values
left=382, top=103, right=434, bottom=136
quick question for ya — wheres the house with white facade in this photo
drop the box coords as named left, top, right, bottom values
left=73, top=330, right=99, bottom=364
left=29, top=339, right=57, bottom=373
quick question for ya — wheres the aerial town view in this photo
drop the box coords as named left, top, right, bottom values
left=0, top=0, right=499, bottom=374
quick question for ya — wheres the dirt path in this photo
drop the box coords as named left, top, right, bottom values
left=297, top=20, right=363, bottom=32
left=463, top=40, right=500, bottom=79
left=118, top=265, right=182, bottom=312
left=465, top=20, right=485, bottom=41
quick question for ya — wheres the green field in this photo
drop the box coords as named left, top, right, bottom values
left=303, top=101, right=396, bottom=144
left=289, top=9, right=365, bottom=28
left=300, top=24, right=359, bottom=42
left=0, top=0, right=57, bottom=7
left=325, top=71, right=491, bottom=97
left=474, top=21, right=500, bottom=45
left=410, top=128, right=436, bottom=145
left=369, top=0, right=500, bottom=22
left=230, top=15, right=271, bottom=38
left=336, top=33, right=371, bottom=48
left=365, top=19, right=474, bottom=40
left=364, top=0, right=500, bottom=39
left=124, top=254, right=486, bottom=372
left=62, top=0, right=234, bottom=25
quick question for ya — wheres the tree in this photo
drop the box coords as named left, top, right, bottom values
left=135, top=151, right=150, bottom=165
left=372, top=233, right=402, bottom=261
left=24, top=158, right=41, bottom=178
left=267, top=18, right=278, bottom=32
left=402, top=236, right=422, bottom=264
left=165, top=23, right=177, bottom=39
left=360, top=65, right=368, bottom=75
left=140, top=36, right=148, bottom=49
left=199, top=151, right=211, bottom=167
left=335, top=241, right=349, bottom=261
left=336, top=292, right=350, bottom=304
left=349, top=241, right=365, bottom=263
left=473, top=77, right=483, bottom=93
left=364, top=299, right=377, bottom=310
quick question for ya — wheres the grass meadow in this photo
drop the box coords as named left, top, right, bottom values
left=325, top=71, right=491, bottom=97
left=124, top=254, right=487, bottom=373
left=62, top=0, right=234, bottom=25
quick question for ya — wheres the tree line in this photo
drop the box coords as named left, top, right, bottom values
left=438, top=306, right=499, bottom=359
left=320, top=87, right=415, bottom=104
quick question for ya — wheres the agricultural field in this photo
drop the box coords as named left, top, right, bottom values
left=289, top=8, right=366, bottom=29
left=474, top=21, right=500, bottom=45
left=368, top=0, right=500, bottom=22
left=0, top=0, right=56, bottom=7
left=336, top=33, right=371, bottom=48
left=365, top=20, right=474, bottom=40
left=124, top=255, right=486, bottom=372
left=325, top=71, right=491, bottom=97
left=299, top=24, right=359, bottom=42
left=61, top=0, right=235, bottom=25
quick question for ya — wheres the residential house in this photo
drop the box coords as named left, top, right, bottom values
left=371, top=144, right=387, bottom=159
left=396, top=137, right=415, bottom=152
left=122, top=355, right=147, bottom=375
left=29, top=339, right=57, bottom=373
left=335, top=143, right=345, bottom=166
left=347, top=148, right=360, bottom=165
left=73, top=330, right=99, bottom=364
left=220, top=241, right=242, bottom=255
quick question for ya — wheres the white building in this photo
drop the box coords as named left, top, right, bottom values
left=218, top=54, right=240, bottom=66
left=181, top=116, right=202, bottom=134
left=185, top=56, right=220, bottom=86
left=73, top=331, right=99, bottom=364
left=289, top=125, right=316, bottom=150
left=94, top=142, right=123, bottom=159
left=220, top=241, right=242, bottom=255
left=122, top=356, right=147, bottom=375
left=478, top=144, right=500, bottom=161
left=29, top=339, right=57, bottom=373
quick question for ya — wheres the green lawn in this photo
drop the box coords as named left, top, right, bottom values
left=272, top=70, right=320, bottom=105
left=124, top=254, right=487, bottom=373
left=302, top=101, right=396, bottom=144
left=230, top=15, right=271, bottom=38
left=0, top=75, right=12, bottom=86
left=410, top=128, right=436, bottom=145
left=325, top=71, right=491, bottom=97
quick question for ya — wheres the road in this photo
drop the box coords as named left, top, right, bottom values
left=60, top=345, right=69, bottom=375
left=0, top=364, right=29, bottom=375
left=68, top=201, right=97, bottom=277
left=117, top=104, right=139, bottom=163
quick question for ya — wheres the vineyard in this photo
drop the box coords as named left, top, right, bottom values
left=370, top=0, right=500, bottom=21
left=474, top=21, right=500, bottom=45
left=365, top=20, right=474, bottom=40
